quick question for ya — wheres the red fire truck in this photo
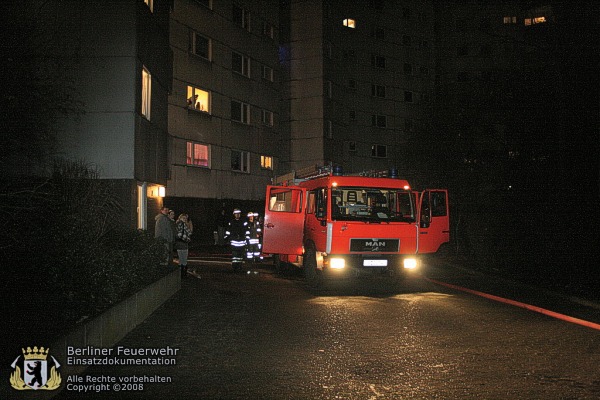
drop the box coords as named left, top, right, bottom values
left=262, top=165, right=449, bottom=281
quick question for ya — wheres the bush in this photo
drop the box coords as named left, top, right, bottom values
left=1, top=160, right=172, bottom=340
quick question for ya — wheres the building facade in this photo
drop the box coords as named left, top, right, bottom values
left=283, top=0, right=436, bottom=175
left=44, top=0, right=172, bottom=229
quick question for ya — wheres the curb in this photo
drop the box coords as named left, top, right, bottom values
left=39, top=269, right=181, bottom=398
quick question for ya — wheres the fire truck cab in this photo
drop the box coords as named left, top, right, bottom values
left=262, top=166, right=449, bottom=280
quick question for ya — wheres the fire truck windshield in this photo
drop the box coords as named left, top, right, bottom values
left=331, top=187, right=415, bottom=222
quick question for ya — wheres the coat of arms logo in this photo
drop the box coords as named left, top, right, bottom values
left=10, top=346, right=62, bottom=390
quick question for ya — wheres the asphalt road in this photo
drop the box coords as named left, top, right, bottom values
left=52, top=257, right=600, bottom=399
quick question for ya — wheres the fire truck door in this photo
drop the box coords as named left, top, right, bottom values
left=262, top=185, right=306, bottom=255
left=418, top=189, right=450, bottom=253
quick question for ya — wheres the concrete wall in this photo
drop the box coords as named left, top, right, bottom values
left=49, top=269, right=181, bottom=378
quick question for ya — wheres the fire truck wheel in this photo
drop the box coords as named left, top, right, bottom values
left=303, top=245, right=321, bottom=285
left=273, top=254, right=284, bottom=274
left=388, top=267, right=406, bottom=282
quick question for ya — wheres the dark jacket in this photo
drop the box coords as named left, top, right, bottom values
left=155, top=213, right=174, bottom=243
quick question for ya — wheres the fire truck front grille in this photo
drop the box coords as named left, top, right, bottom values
left=349, top=239, right=399, bottom=252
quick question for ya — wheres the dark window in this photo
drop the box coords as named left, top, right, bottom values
left=194, top=0, right=211, bottom=8
left=370, top=0, right=384, bottom=10
left=194, top=33, right=210, bottom=59
left=371, top=84, right=386, bottom=98
left=233, top=5, right=250, bottom=30
left=371, top=115, right=387, bottom=128
left=371, top=27, right=385, bottom=40
left=371, top=144, right=387, bottom=158
left=457, top=45, right=469, bottom=56
left=371, top=55, right=386, bottom=68
left=431, top=191, right=447, bottom=217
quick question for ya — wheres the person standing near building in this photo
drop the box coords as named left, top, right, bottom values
left=225, top=209, right=246, bottom=272
left=175, top=213, right=193, bottom=277
left=245, top=212, right=262, bottom=263
left=154, top=206, right=174, bottom=266
left=216, top=209, right=228, bottom=246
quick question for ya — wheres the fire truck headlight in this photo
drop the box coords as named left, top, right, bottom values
left=403, top=258, right=418, bottom=270
left=330, top=258, right=345, bottom=269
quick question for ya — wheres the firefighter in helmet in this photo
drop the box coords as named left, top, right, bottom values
left=225, top=208, right=246, bottom=271
left=245, top=212, right=262, bottom=263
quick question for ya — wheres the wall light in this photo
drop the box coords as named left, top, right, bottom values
left=158, top=186, right=166, bottom=197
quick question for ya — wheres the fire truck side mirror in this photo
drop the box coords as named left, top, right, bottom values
left=316, top=207, right=326, bottom=219
left=420, top=210, right=431, bottom=228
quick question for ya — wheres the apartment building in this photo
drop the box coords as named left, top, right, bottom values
left=166, top=0, right=284, bottom=220
left=284, top=0, right=436, bottom=174
left=432, top=2, right=569, bottom=190
left=31, top=0, right=172, bottom=229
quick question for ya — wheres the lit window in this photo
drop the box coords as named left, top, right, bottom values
left=503, top=16, right=517, bottom=24
left=231, top=100, right=250, bottom=124
left=262, top=65, right=274, bottom=81
left=141, top=67, right=151, bottom=120
left=343, top=19, right=356, bottom=28
left=193, top=33, right=211, bottom=60
left=533, top=16, right=547, bottom=24
left=371, top=115, right=387, bottom=128
left=186, top=142, right=210, bottom=167
left=371, top=84, right=385, bottom=98
left=232, top=52, right=250, bottom=77
left=261, top=109, right=273, bottom=126
left=144, top=0, right=153, bottom=12
left=231, top=150, right=250, bottom=173
left=371, top=144, right=387, bottom=158
left=261, top=155, right=273, bottom=170
left=187, top=85, right=210, bottom=112
left=233, top=5, right=250, bottom=31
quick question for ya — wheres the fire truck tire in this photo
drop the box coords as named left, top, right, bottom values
left=389, top=267, right=406, bottom=282
left=273, top=254, right=284, bottom=274
left=303, top=245, right=321, bottom=285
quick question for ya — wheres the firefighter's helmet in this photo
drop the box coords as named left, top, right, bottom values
left=233, top=208, right=241, bottom=214
left=247, top=211, right=254, bottom=217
